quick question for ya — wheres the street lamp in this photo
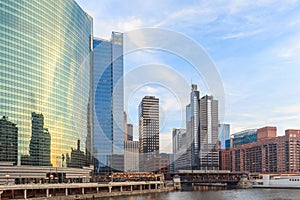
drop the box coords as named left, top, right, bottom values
left=5, top=174, right=10, bottom=185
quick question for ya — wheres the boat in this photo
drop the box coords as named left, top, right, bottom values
left=253, top=175, right=300, bottom=188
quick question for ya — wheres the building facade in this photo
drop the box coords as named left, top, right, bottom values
left=145, top=157, right=169, bottom=174
left=231, top=129, right=258, bottom=148
left=0, top=0, right=93, bottom=167
left=199, top=95, right=219, bottom=170
left=218, top=124, right=230, bottom=150
left=186, top=84, right=200, bottom=170
left=93, top=32, right=124, bottom=174
left=127, top=124, right=134, bottom=141
left=139, top=96, right=159, bottom=172
left=220, top=126, right=300, bottom=173
left=172, top=128, right=189, bottom=171
left=124, top=141, right=139, bottom=172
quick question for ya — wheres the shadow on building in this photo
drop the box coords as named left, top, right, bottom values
left=29, top=112, right=51, bottom=166
left=0, top=116, right=18, bottom=165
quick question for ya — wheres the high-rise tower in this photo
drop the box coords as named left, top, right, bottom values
left=199, top=95, right=219, bottom=170
left=139, top=96, right=159, bottom=171
left=93, top=32, right=124, bottom=174
left=186, top=84, right=200, bottom=170
left=0, top=0, right=93, bottom=167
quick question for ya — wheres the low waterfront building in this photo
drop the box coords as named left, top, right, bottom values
left=0, top=162, right=92, bottom=185
left=221, top=126, right=300, bottom=173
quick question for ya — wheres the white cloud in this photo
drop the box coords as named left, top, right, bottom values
left=117, top=17, right=144, bottom=32
left=220, top=29, right=264, bottom=40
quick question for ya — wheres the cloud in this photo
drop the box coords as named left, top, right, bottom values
left=117, top=17, right=144, bottom=32
left=220, top=29, right=264, bottom=40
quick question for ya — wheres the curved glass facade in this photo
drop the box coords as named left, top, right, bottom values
left=0, top=0, right=93, bottom=167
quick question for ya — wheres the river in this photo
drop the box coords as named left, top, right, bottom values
left=98, top=189, right=300, bottom=200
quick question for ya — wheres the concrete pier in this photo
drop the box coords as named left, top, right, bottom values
left=0, top=181, right=168, bottom=199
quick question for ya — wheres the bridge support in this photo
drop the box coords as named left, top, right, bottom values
left=46, top=189, right=49, bottom=197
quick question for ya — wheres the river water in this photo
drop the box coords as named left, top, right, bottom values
left=99, top=189, right=300, bottom=200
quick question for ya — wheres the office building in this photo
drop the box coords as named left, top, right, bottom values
left=218, top=124, right=230, bottom=149
left=232, top=129, right=257, bottom=148
left=199, top=95, right=219, bottom=170
left=93, top=32, right=124, bottom=174
left=0, top=0, right=93, bottom=167
left=145, top=157, right=169, bottom=174
left=172, top=128, right=189, bottom=171
left=0, top=116, right=18, bottom=164
left=186, top=84, right=200, bottom=170
left=160, top=153, right=174, bottom=172
left=127, top=124, right=134, bottom=141
left=139, top=96, right=159, bottom=171
left=124, top=141, right=139, bottom=172
left=29, top=113, right=51, bottom=166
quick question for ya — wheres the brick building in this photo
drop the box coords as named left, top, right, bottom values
left=220, top=126, right=300, bottom=173
left=145, top=157, right=169, bottom=173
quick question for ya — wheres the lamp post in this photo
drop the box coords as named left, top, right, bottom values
left=5, top=174, right=10, bottom=185
left=50, top=174, right=54, bottom=184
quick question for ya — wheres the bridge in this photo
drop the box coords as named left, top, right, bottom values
left=165, top=170, right=248, bottom=185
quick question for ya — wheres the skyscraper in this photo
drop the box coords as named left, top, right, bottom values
left=0, top=116, right=18, bottom=164
left=199, top=95, right=219, bottom=170
left=0, top=0, right=93, bottom=167
left=172, top=128, right=188, bottom=171
left=93, top=32, right=124, bottom=174
left=218, top=124, right=230, bottom=149
left=186, top=84, right=200, bottom=170
left=29, top=113, right=51, bottom=166
left=139, top=96, right=159, bottom=171
left=127, top=124, right=134, bottom=141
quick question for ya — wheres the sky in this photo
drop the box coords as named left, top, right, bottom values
left=76, top=0, right=300, bottom=153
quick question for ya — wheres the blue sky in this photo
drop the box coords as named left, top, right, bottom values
left=77, top=0, right=300, bottom=153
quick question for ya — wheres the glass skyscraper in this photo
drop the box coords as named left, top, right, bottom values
left=0, top=0, right=93, bottom=167
left=93, top=32, right=124, bottom=174
left=186, top=84, right=200, bottom=170
left=199, top=95, right=219, bottom=170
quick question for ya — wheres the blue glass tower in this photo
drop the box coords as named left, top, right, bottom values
left=93, top=32, right=124, bottom=174
left=218, top=124, right=230, bottom=149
